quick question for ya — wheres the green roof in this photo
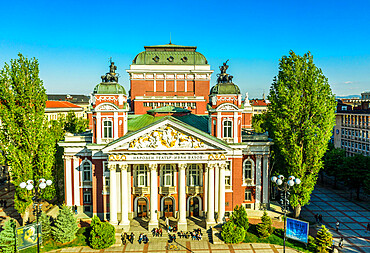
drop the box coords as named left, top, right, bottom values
left=147, top=106, right=190, bottom=114
left=127, top=114, right=166, bottom=132
left=210, top=82, right=241, bottom=95
left=132, top=44, right=208, bottom=65
left=106, top=116, right=228, bottom=149
left=93, top=82, right=126, bottom=94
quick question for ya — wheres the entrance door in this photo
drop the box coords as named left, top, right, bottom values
left=189, top=197, right=199, bottom=217
left=164, top=198, right=174, bottom=217
left=137, top=199, right=147, bottom=217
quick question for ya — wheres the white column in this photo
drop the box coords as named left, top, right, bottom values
left=149, top=163, right=158, bottom=230
left=203, top=165, right=208, bottom=214
left=65, top=156, right=73, bottom=206
left=127, top=166, right=131, bottom=217
left=153, top=79, right=156, bottom=92
left=214, top=164, right=219, bottom=212
left=164, top=75, right=167, bottom=92
left=109, top=164, right=118, bottom=224
left=174, top=74, right=177, bottom=92
left=114, top=112, right=118, bottom=139
left=120, top=164, right=130, bottom=231
left=255, top=155, right=262, bottom=210
left=262, top=155, right=269, bottom=204
left=96, top=112, right=101, bottom=144
left=185, top=79, right=187, bottom=92
left=218, top=162, right=226, bottom=223
left=73, top=157, right=80, bottom=206
left=233, top=112, right=238, bottom=143
left=178, top=164, right=187, bottom=231
left=217, top=112, right=221, bottom=138
left=206, top=163, right=216, bottom=228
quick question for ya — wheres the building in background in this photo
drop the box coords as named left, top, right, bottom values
left=47, top=94, right=90, bottom=118
left=334, top=92, right=370, bottom=156
left=59, top=45, right=272, bottom=231
left=45, top=101, right=84, bottom=121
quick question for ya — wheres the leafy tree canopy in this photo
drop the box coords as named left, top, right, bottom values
left=267, top=51, right=336, bottom=217
left=221, top=221, right=246, bottom=244
left=229, top=205, right=249, bottom=231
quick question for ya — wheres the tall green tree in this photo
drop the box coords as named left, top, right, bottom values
left=256, top=210, right=273, bottom=238
left=323, top=143, right=346, bottom=188
left=40, top=212, right=52, bottom=241
left=221, top=220, right=246, bottom=244
left=229, top=205, right=249, bottom=231
left=0, top=54, right=59, bottom=221
left=268, top=51, right=336, bottom=218
left=63, top=111, right=89, bottom=134
left=252, top=113, right=269, bottom=133
left=89, top=215, right=116, bottom=249
left=52, top=205, right=79, bottom=243
left=315, top=225, right=332, bottom=253
left=0, top=219, right=17, bottom=253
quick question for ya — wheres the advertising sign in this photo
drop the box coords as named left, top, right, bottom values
left=16, top=223, right=42, bottom=250
left=286, top=217, right=309, bottom=244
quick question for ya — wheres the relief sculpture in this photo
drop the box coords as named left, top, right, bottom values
left=129, top=126, right=205, bottom=149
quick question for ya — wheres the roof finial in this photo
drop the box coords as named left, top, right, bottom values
left=169, top=32, right=172, bottom=44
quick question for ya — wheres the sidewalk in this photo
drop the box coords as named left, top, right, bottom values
left=49, top=242, right=298, bottom=253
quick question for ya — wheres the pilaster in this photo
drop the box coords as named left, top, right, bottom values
left=255, top=155, right=262, bottom=210
left=149, top=163, right=158, bottom=230
left=120, top=163, right=130, bottom=231
left=206, top=163, right=216, bottom=228
left=109, top=164, right=118, bottom=224
left=178, top=163, right=187, bottom=231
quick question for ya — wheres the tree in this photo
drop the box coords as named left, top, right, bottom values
left=40, top=212, right=52, bottom=241
left=52, top=205, right=79, bottom=243
left=0, top=219, right=16, bottom=253
left=0, top=54, right=59, bottom=222
left=342, top=154, right=370, bottom=200
left=256, top=211, right=273, bottom=238
left=221, top=221, right=246, bottom=244
left=63, top=111, right=89, bottom=134
left=315, top=225, right=332, bottom=253
left=267, top=51, right=336, bottom=218
left=89, top=215, right=116, bottom=249
left=323, top=143, right=346, bottom=188
left=252, top=113, right=269, bottom=133
left=229, top=205, right=249, bottom=231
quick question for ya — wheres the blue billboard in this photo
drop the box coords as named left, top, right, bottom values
left=286, top=217, right=309, bottom=244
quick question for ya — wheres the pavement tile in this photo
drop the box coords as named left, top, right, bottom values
left=80, top=248, right=102, bottom=252
left=350, top=216, right=369, bottom=222
left=252, top=243, right=271, bottom=248
left=343, top=222, right=366, bottom=230
left=105, top=246, right=123, bottom=252
left=60, top=248, right=81, bottom=253
left=347, top=237, right=370, bottom=247
left=341, top=211, right=363, bottom=217
left=210, top=244, right=229, bottom=249
left=234, top=250, right=254, bottom=253
left=232, top=243, right=252, bottom=249
left=123, top=243, right=144, bottom=252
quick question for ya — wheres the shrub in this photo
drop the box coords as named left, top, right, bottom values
left=229, top=205, right=249, bottom=231
left=0, top=219, right=16, bottom=253
left=308, top=235, right=317, bottom=252
left=52, top=205, right=79, bottom=243
left=221, top=220, right=246, bottom=244
left=315, top=225, right=332, bottom=253
left=256, top=211, right=273, bottom=238
left=40, top=212, right=52, bottom=241
left=89, top=215, right=116, bottom=249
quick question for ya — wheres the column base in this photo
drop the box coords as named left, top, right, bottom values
left=206, top=220, right=216, bottom=229
left=148, top=220, right=159, bottom=231
left=177, top=221, right=187, bottom=231
left=110, top=220, right=118, bottom=226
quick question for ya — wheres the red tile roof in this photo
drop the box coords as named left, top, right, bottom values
left=250, top=99, right=268, bottom=106
left=45, top=101, right=81, bottom=108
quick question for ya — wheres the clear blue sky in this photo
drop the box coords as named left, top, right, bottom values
left=1, top=0, right=369, bottom=98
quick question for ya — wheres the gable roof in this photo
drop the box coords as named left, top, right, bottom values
left=45, top=100, right=81, bottom=108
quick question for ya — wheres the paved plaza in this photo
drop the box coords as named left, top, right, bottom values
left=51, top=242, right=297, bottom=253
left=301, top=185, right=370, bottom=253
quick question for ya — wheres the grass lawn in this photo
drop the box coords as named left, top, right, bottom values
left=19, top=227, right=88, bottom=253
left=243, top=225, right=311, bottom=253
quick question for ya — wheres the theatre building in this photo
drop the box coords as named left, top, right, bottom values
left=59, top=44, right=272, bottom=231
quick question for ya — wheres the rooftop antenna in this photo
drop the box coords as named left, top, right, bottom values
left=169, top=32, right=172, bottom=44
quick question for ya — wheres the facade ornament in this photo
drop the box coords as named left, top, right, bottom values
left=244, top=92, right=251, bottom=107
left=178, top=164, right=187, bottom=171
left=217, top=60, right=234, bottom=84
left=108, top=164, right=116, bottom=171
left=101, top=60, right=119, bottom=83
left=129, top=126, right=206, bottom=149
left=119, top=164, right=128, bottom=171
left=149, top=163, right=157, bottom=171
left=218, top=162, right=227, bottom=170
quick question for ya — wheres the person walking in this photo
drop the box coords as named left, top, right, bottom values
left=336, top=221, right=340, bottom=232
left=339, top=237, right=344, bottom=248
left=121, top=232, right=127, bottom=245
left=159, top=228, right=163, bottom=237
left=319, top=214, right=323, bottom=224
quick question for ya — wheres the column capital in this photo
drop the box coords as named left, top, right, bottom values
left=218, top=162, right=227, bottom=170
left=149, top=163, right=157, bottom=171
left=207, top=162, right=218, bottom=170
left=108, top=164, right=116, bottom=171
left=63, top=155, right=72, bottom=161
left=119, top=163, right=128, bottom=171
left=256, top=154, right=263, bottom=159
left=178, top=163, right=187, bottom=171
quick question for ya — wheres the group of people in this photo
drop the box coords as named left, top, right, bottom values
left=168, top=224, right=178, bottom=233
left=171, top=229, right=203, bottom=240
left=121, top=232, right=136, bottom=245
left=0, top=200, right=7, bottom=208
left=138, top=233, right=149, bottom=244
left=151, top=228, right=163, bottom=237
left=314, top=213, right=323, bottom=224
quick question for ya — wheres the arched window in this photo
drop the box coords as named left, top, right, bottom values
left=103, top=120, right=113, bottom=138
left=161, top=164, right=174, bottom=187
left=83, top=162, right=92, bottom=182
left=188, top=164, right=201, bottom=186
left=223, top=120, right=232, bottom=138
left=135, top=165, right=148, bottom=187
left=243, top=159, right=254, bottom=185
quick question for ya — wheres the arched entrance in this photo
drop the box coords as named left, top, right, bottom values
left=163, top=197, right=174, bottom=217
left=137, top=198, right=148, bottom=218
left=189, top=197, right=200, bottom=217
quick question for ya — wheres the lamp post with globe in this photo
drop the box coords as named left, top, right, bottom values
left=271, top=175, right=301, bottom=253
left=19, top=178, right=52, bottom=253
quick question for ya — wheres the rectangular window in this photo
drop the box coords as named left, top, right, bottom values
left=83, top=191, right=91, bottom=204
left=225, top=176, right=231, bottom=186
left=223, top=120, right=232, bottom=138
left=245, top=189, right=252, bottom=201
left=136, top=164, right=148, bottom=187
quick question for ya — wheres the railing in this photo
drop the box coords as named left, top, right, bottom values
left=186, top=186, right=203, bottom=194
left=159, top=186, right=176, bottom=195
left=132, top=187, right=150, bottom=195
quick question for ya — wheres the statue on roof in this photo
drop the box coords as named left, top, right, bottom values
left=217, top=60, right=234, bottom=83
left=101, top=60, right=118, bottom=83
left=219, top=60, right=229, bottom=74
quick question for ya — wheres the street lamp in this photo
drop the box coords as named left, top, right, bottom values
left=20, top=178, right=53, bottom=253
left=271, top=175, right=301, bottom=253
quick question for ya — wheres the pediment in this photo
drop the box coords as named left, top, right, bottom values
left=102, top=118, right=231, bottom=153
left=216, top=103, right=239, bottom=111
left=96, top=103, right=118, bottom=111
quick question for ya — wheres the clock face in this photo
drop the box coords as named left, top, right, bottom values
left=336, top=129, right=339, bottom=134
